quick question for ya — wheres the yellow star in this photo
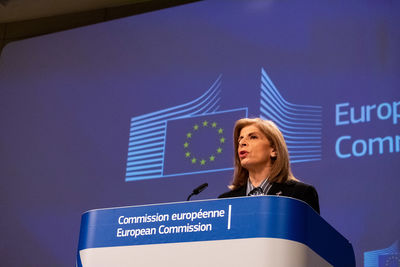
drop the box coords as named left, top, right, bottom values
left=187, top=132, right=192, bottom=138
left=184, top=142, right=189, bottom=148
left=217, top=147, right=222, bottom=153
left=191, top=158, right=197, bottom=164
left=218, top=128, right=223, bottom=134
left=209, top=155, right=215, bottom=161
left=220, top=137, right=225, bottom=143
left=200, top=159, right=206, bottom=165
left=194, top=124, right=199, bottom=130
left=185, top=152, right=191, bottom=157
left=212, top=122, right=217, bottom=128
left=202, top=120, right=208, bottom=127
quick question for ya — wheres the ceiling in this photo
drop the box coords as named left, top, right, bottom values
left=0, top=0, right=149, bottom=23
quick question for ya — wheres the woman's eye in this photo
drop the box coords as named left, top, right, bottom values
left=250, top=135, right=257, bottom=139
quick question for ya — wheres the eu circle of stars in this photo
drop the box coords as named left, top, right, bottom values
left=183, top=120, right=225, bottom=166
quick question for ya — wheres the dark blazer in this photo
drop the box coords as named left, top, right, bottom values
left=218, top=180, right=320, bottom=214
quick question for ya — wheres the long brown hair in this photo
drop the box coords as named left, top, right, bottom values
left=229, top=118, right=296, bottom=189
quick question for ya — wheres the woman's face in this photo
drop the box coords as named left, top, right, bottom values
left=237, top=124, right=276, bottom=172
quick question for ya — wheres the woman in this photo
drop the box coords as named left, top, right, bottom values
left=218, top=118, right=320, bottom=214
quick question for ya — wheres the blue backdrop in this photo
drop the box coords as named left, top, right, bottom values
left=1, top=1, right=399, bottom=266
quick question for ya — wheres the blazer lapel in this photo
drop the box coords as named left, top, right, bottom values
left=267, top=182, right=284, bottom=196
left=268, top=180, right=295, bottom=196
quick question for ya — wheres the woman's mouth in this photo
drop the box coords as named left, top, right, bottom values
left=239, top=150, right=248, bottom=159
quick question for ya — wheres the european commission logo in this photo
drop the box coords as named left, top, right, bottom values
left=125, top=75, right=247, bottom=182
left=125, top=68, right=322, bottom=182
left=364, top=240, right=400, bottom=267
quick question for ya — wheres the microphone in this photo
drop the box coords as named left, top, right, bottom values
left=186, top=183, right=208, bottom=201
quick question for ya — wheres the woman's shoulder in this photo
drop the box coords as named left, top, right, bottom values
left=218, top=185, right=246, bottom=198
left=279, top=179, right=320, bottom=214
left=285, top=179, right=316, bottom=189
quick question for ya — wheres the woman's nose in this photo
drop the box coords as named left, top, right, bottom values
left=239, top=139, right=247, bottom=146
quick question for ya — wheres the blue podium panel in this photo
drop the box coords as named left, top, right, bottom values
left=77, top=196, right=355, bottom=267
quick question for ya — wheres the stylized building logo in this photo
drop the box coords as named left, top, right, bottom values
left=260, top=68, right=323, bottom=163
left=125, top=68, right=323, bottom=181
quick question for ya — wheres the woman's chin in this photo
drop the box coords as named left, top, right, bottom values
left=240, top=160, right=251, bottom=169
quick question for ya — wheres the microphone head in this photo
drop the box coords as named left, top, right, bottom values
left=193, top=183, right=208, bottom=195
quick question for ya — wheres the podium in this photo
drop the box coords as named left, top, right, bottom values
left=77, top=196, right=355, bottom=267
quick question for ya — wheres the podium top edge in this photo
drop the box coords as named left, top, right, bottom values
left=81, top=196, right=315, bottom=215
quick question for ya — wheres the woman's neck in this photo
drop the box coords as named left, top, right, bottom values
left=248, top=166, right=271, bottom=187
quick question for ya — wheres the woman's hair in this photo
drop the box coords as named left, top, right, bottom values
left=229, top=118, right=296, bottom=189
